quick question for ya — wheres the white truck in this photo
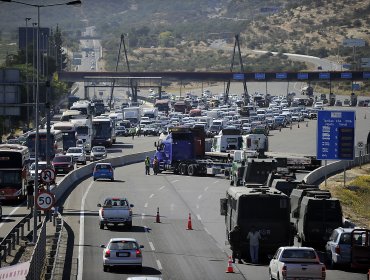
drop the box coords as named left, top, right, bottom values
left=97, top=197, right=134, bottom=229
left=142, top=107, right=158, bottom=119
left=123, top=106, right=141, bottom=124
left=70, top=117, right=92, bottom=152
left=269, top=246, right=326, bottom=280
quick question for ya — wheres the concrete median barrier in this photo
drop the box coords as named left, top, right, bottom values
left=51, top=150, right=155, bottom=202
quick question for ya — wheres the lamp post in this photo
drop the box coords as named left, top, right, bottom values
left=25, top=17, right=31, bottom=129
left=1, top=0, right=82, bottom=245
left=32, top=22, right=37, bottom=125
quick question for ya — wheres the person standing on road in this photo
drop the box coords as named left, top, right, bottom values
left=247, top=226, right=261, bottom=264
left=229, top=225, right=243, bottom=264
left=152, top=156, right=159, bottom=175
left=144, top=156, right=151, bottom=175
left=26, top=183, right=34, bottom=210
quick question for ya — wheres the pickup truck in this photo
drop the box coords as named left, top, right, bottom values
left=97, top=197, right=134, bottom=229
left=269, top=246, right=326, bottom=280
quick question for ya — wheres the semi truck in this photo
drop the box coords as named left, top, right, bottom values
left=123, top=106, right=141, bottom=124
left=153, top=127, right=230, bottom=176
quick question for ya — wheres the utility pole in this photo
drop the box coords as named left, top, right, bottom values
left=225, top=34, right=249, bottom=105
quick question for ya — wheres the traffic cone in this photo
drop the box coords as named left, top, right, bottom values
left=225, top=256, right=234, bottom=273
left=186, top=213, right=193, bottom=230
left=155, top=207, right=161, bottom=223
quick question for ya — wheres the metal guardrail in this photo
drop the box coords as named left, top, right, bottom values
left=26, top=216, right=47, bottom=280
left=45, top=212, right=64, bottom=280
left=0, top=212, right=32, bottom=268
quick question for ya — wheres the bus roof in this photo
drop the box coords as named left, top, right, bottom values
left=0, top=144, right=29, bottom=153
left=62, top=110, right=81, bottom=116
left=27, top=129, right=62, bottom=135
left=53, top=122, right=76, bottom=131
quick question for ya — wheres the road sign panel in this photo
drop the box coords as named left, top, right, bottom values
left=297, top=73, right=308, bottom=80
left=364, top=72, right=370, bottom=79
left=342, top=38, right=366, bottom=47
left=255, top=73, right=265, bottom=80
left=361, top=58, right=370, bottom=63
left=276, top=72, right=287, bottom=79
left=233, top=73, right=245, bottom=80
left=317, top=110, right=355, bottom=160
left=40, top=168, right=55, bottom=183
left=341, top=72, right=352, bottom=79
left=36, top=191, right=55, bottom=211
left=319, top=73, right=330, bottom=79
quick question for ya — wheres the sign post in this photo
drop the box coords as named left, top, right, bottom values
left=317, top=110, right=356, bottom=187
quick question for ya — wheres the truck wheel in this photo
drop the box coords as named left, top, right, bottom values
left=187, top=164, right=195, bottom=176
left=99, top=222, right=104, bottom=229
left=180, top=164, right=188, bottom=175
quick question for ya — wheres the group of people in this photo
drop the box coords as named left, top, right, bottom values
left=229, top=225, right=262, bottom=264
left=144, top=156, right=159, bottom=175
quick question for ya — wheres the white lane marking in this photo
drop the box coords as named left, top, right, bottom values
left=149, top=194, right=154, bottom=199
left=141, top=213, right=145, bottom=220
left=213, top=180, right=219, bottom=184
left=144, top=203, right=148, bottom=208
left=171, top=180, right=179, bottom=183
left=159, top=186, right=166, bottom=190
left=196, top=214, right=201, bottom=221
left=204, top=227, right=211, bottom=235
left=78, top=181, right=94, bottom=280
left=156, top=259, right=163, bottom=270
left=149, top=241, right=155, bottom=251
left=196, top=204, right=199, bottom=209
left=198, top=195, right=202, bottom=200
left=0, top=204, right=22, bottom=230
left=204, top=186, right=209, bottom=191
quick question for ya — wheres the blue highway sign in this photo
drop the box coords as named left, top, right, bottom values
left=317, top=110, right=355, bottom=160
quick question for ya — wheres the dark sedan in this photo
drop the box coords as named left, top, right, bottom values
left=52, top=155, right=75, bottom=175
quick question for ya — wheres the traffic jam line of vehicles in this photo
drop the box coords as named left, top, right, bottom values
left=1, top=89, right=369, bottom=277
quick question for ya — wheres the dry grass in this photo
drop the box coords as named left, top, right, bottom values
left=320, top=163, right=370, bottom=228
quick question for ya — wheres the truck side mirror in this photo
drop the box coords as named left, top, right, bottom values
left=220, top=198, right=227, bottom=216
left=97, top=203, right=101, bottom=207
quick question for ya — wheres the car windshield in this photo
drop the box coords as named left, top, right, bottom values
left=30, top=163, right=48, bottom=170
left=95, top=164, right=111, bottom=170
left=108, top=241, right=138, bottom=250
left=68, top=148, right=82, bottom=153
left=93, top=147, right=105, bottom=152
left=53, top=156, right=72, bottom=163
left=282, top=249, right=316, bottom=259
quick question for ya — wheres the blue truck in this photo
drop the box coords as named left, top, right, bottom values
left=153, top=127, right=230, bottom=176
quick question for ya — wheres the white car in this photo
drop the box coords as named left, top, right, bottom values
left=269, top=246, right=326, bottom=280
left=66, top=147, right=87, bottom=165
left=101, top=238, right=144, bottom=272
left=29, top=161, right=49, bottom=183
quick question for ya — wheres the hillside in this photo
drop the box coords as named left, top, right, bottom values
left=1, top=0, right=369, bottom=73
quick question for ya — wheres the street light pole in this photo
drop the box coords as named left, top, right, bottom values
left=25, top=17, right=31, bottom=129
left=1, top=0, right=82, bottom=245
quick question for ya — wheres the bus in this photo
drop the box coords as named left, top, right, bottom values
left=26, top=129, right=63, bottom=161
left=53, top=122, right=77, bottom=151
left=0, top=144, right=30, bottom=201
left=220, top=187, right=292, bottom=260
left=70, top=100, right=92, bottom=116
left=68, top=95, right=80, bottom=109
left=92, top=117, right=115, bottom=147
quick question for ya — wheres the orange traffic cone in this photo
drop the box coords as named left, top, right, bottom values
left=186, top=213, right=193, bottom=230
left=156, top=207, right=161, bottom=223
left=226, top=256, right=234, bottom=273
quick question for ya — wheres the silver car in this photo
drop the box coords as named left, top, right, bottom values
left=101, top=238, right=144, bottom=272
left=90, top=146, right=107, bottom=161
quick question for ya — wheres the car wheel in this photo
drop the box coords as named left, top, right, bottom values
left=136, top=265, right=142, bottom=271
left=99, top=222, right=104, bottom=229
left=126, top=221, right=132, bottom=228
left=83, top=161, right=86, bottom=165
left=103, top=265, right=108, bottom=272
left=111, top=177, right=114, bottom=182
left=93, top=177, right=96, bottom=181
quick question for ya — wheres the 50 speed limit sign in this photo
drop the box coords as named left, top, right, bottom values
left=36, top=191, right=55, bottom=211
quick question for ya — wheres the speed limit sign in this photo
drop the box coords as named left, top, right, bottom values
left=36, top=191, right=55, bottom=211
